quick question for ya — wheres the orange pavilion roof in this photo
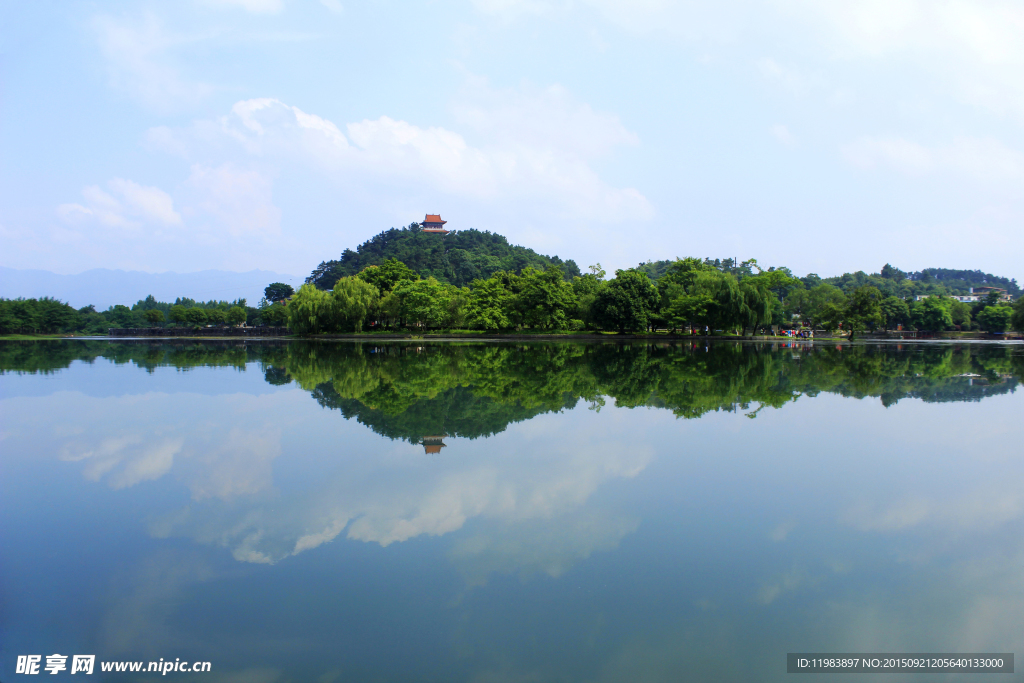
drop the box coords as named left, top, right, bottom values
left=422, top=214, right=447, bottom=225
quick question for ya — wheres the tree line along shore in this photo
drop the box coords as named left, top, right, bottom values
left=3, top=257, right=1022, bottom=338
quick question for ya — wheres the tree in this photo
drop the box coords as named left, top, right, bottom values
left=817, top=302, right=845, bottom=335
left=592, top=269, right=659, bottom=333
left=183, top=307, right=208, bottom=326
left=206, top=309, right=227, bottom=326
left=143, top=309, right=165, bottom=325
left=1012, top=297, right=1024, bottom=333
left=332, top=276, right=380, bottom=331
left=0, top=297, right=79, bottom=334
left=843, top=285, right=882, bottom=340
left=108, top=305, right=135, bottom=327
left=879, top=296, right=910, bottom=330
left=789, top=284, right=847, bottom=330
left=389, top=278, right=448, bottom=329
left=265, top=282, right=295, bottom=303
left=977, top=305, right=1013, bottom=333
left=169, top=305, right=188, bottom=326
left=260, top=302, right=288, bottom=326
left=911, top=297, right=953, bottom=331
left=512, top=266, right=577, bottom=330
left=665, top=293, right=715, bottom=333
left=950, top=300, right=972, bottom=330
left=880, top=263, right=907, bottom=281
left=227, top=306, right=247, bottom=326
left=466, top=276, right=513, bottom=330
left=356, top=258, right=419, bottom=294
left=287, top=284, right=336, bottom=334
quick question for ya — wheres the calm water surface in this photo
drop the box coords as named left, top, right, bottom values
left=1, top=339, right=1023, bottom=681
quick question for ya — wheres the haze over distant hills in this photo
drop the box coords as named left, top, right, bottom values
left=0, top=267, right=302, bottom=310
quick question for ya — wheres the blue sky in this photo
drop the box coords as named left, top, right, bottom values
left=2, top=0, right=1023, bottom=282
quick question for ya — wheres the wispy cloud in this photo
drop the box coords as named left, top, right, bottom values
left=92, top=13, right=214, bottom=112
left=57, top=178, right=182, bottom=230
left=151, top=82, right=652, bottom=223
left=842, top=135, right=1024, bottom=180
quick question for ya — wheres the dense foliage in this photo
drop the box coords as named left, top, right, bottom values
left=282, top=254, right=1024, bottom=336
left=5, top=340, right=1020, bottom=447
left=306, top=224, right=581, bottom=289
left=639, top=259, right=1018, bottom=299
left=0, top=293, right=283, bottom=335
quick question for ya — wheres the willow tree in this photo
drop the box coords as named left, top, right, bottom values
left=287, top=284, right=337, bottom=335
left=332, top=277, right=379, bottom=332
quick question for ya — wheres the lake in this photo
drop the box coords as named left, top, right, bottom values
left=1, top=339, right=1022, bottom=681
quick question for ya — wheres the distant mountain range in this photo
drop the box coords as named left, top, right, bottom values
left=0, top=267, right=302, bottom=310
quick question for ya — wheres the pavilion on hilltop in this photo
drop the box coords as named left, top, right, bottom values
left=421, top=435, right=447, bottom=454
left=420, top=214, right=449, bottom=234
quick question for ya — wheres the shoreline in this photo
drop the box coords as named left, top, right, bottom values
left=4, top=332, right=1021, bottom=343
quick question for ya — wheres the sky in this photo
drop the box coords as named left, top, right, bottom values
left=2, top=0, right=1023, bottom=283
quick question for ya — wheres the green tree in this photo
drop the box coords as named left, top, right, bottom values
left=265, top=282, right=295, bottom=303
left=790, top=284, right=847, bottom=330
left=512, top=266, right=577, bottom=330
left=977, top=305, right=1013, bottom=333
left=227, top=306, right=247, bottom=326
left=911, top=296, right=953, bottom=331
left=332, top=276, right=380, bottom=331
left=593, top=269, right=659, bottom=333
left=843, top=285, right=883, bottom=340
left=879, top=296, right=910, bottom=330
left=108, top=305, right=135, bottom=327
left=390, top=278, right=448, bottom=329
left=1012, top=297, right=1024, bottom=333
left=356, top=258, right=420, bottom=295
left=665, top=293, right=715, bottom=333
left=206, top=309, right=227, bottom=326
left=169, top=305, right=188, bottom=326
left=287, top=284, right=336, bottom=334
left=817, top=302, right=845, bottom=335
left=143, top=309, right=165, bottom=325
left=570, top=271, right=606, bottom=329
left=183, top=307, right=208, bottom=326
left=950, top=300, right=972, bottom=330
left=466, top=276, right=513, bottom=330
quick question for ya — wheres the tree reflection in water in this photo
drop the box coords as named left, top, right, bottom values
left=4, top=339, right=1020, bottom=447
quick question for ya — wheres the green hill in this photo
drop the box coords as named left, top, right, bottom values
left=636, top=258, right=1019, bottom=297
left=306, top=223, right=580, bottom=289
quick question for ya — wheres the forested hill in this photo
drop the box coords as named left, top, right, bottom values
left=635, top=259, right=1019, bottom=296
left=306, top=224, right=581, bottom=289
left=905, top=268, right=1020, bottom=295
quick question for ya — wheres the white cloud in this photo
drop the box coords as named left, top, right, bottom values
left=786, top=0, right=1024, bottom=118
left=319, top=0, right=343, bottom=15
left=93, top=13, right=213, bottom=112
left=843, top=486, right=1024, bottom=533
left=452, top=79, right=639, bottom=159
left=108, top=179, right=184, bottom=225
left=154, top=86, right=652, bottom=223
left=450, top=510, right=639, bottom=585
left=842, top=135, right=1024, bottom=180
left=186, top=164, right=282, bottom=237
left=200, top=0, right=284, bottom=13
left=57, top=179, right=182, bottom=230
left=61, top=435, right=183, bottom=490
left=150, top=409, right=656, bottom=565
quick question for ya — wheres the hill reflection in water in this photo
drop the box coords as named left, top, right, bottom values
left=3, top=339, right=1021, bottom=449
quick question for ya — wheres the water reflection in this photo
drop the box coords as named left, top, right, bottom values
left=4, top=339, right=1021, bottom=438
left=1, top=339, right=1023, bottom=682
